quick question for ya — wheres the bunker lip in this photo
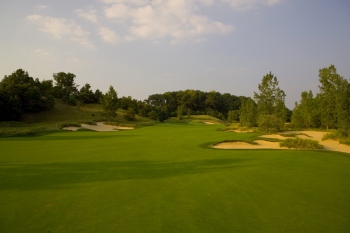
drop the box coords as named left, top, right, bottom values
left=213, top=131, right=350, bottom=154
left=63, top=122, right=134, bottom=132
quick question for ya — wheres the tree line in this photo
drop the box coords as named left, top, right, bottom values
left=0, top=69, right=247, bottom=121
left=238, top=65, right=350, bottom=137
left=1, top=65, right=349, bottom=139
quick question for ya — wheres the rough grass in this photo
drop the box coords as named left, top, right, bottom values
left=0, top=102, right=155, bottom=137
left=1, top=123, right=350, bottom=233
left=322, top=132, right=350, bottom=146
left=280, top=138, right=324, bottom=150
left=279, top=132, right=311, bottom=138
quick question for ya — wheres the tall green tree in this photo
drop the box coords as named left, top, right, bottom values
left=101, top=86, right=119, bottom=120
left=239, top=98, right=257, bottom=127
left=53, top=72, right=78, bottom=104
left=79, top=83, right=96, bottom=104
left=291, top=91, right=320, bottom=128
left=254, top=72, right=287, bottom=131
left=318, top=64, right=349, bottom=131
left=0, top=69, right=54, bottom=120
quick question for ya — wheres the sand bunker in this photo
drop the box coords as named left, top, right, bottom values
left=63, top=122, right=134, bottom=132
left=214, top=131, right=350, bottom=154
left=228, top=129, right=255, bottom=133
left=214, top=140, right=281, bottom=150
left=204, top=122, right=215, bottom=125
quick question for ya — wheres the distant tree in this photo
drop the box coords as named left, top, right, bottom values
left=227, top=110, right=240, bottom=123
left=318, top=65, right=350, bottom=133
left=239, top=98, right=257, bottom=127
left=177, top=105, right=185, bottom=120
left=124, top=107, right=136, bottom=121
left=254, top=72, right=286, bottom=132
left=291, top=91, right=320, bottom=128
left=53, top=72, right=78, bottom=105
left=101, top=86, right=118, bottom=120
left=94, top=89, right=103, bottom=103
left=0, top=69, right=54, bottom=121
left=79, top=83, right=95, bottom=104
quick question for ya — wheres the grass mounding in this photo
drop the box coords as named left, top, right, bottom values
left=280, top=138, right=324, bottom=150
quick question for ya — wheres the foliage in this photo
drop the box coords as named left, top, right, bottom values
left=53, top=72, right=79, bottom=105
left=258, top=114, right=284, bottom=133
left=0, top=69, right=55, bottom=121
left=339, top=137, right=350, bottom=146
left=291, top=91, right=320, bottom=128
left=101, top=86, right=119, bottom=120
left=318, top=65, right=350, bottom=132
left=254, top=72, right=287, bottom=131
left=239, top=98, right=257, bottom=127
left=280, top=138, right=324, bottom=150
left=124, top=107, right=136, bottom=121
left=227, top=110, right=240, bottom=123
left=79, top=83, right=100, bottom=104
left=177, top=105, right=185, bottom=120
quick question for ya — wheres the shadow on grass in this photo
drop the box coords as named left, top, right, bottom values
left=0, top=158, right=250, bottom=190
left=0, top=133, right=135, bottom=141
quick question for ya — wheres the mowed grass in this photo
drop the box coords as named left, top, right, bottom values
left=1, top=123, right=350, bottom=233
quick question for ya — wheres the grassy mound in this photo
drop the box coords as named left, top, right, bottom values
left=280, top=138, right=324, bottom=150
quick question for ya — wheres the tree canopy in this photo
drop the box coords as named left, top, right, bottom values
left=0, top=69, right=54, bottom=120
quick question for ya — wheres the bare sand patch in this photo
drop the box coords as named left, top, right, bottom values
left=204, top=122, right=215, bottom=125
left=213, top=140, right=281, bottom=149
left=63, top=127, right=80, bottom=131
left=63, top=122, right=134, bottom=132
left=214, top=131, right=350, bottom=154
left=229, top=129, right=255, bottom=133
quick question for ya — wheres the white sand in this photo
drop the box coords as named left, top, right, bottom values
left=204, top=122, right=215, bottom=125
left=228, top=130, right=254, bottom=133
left=63, top=122, right=134, bottom=132
left=214, top=131, right=350, bottom=154
left=214, top=140, right=281, bottom=150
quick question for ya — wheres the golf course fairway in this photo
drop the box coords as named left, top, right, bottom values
left=1, top=123, right=350, bottom=233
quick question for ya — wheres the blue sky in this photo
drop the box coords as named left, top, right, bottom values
left=1, top=0, right=349, bottom=108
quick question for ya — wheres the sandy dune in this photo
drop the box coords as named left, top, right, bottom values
left=63, top=122, right=134, bottom=132
left=214, top=131, right=350, bottom=154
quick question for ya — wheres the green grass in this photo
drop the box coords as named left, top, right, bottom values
left=0, top=102, right=155, bottom=137
left=1, top=123, right=350, bottom=233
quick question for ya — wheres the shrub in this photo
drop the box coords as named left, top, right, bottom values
left=280, top=138, right=323, bottom=150
left=322, top=133, right=338, bottom=141
left=124, top=107, right=136, bottom=121
left=339, top=137, right=350, bottom=146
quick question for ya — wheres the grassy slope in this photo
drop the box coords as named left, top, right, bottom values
left=0, top=102, right=155, bottom=136
left=1, top=123, right=350, bottom=233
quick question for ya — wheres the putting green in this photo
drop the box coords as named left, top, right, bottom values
left=1, top=123, right=350, bottom=233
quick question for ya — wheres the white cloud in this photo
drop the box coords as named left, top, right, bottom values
left=221, top=0, right=282, bottom=10
left=98, top=27, right=120, bottom=44
left=34, top=48, right=56, bottom=61
left=26, top=15, right=94, bottom=49
left=102, top=0, right=234, bottom=43
left=36, top=5, right=47, bottom=10
left=75, top=7, right=98, bottom=23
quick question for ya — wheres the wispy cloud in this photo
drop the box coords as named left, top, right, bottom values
left=34, top=48, right=56, bottom=61
left=26, top=15, right=95, bottom=49
left=102, top=0, right=234, bottom=43
left=75, top=6, right=98, bottom=23
left=36, top=5, right=47, bottom=10
left=98, top=27, right=120, bottom=44
left=221, top=0, right=282, bottom=10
